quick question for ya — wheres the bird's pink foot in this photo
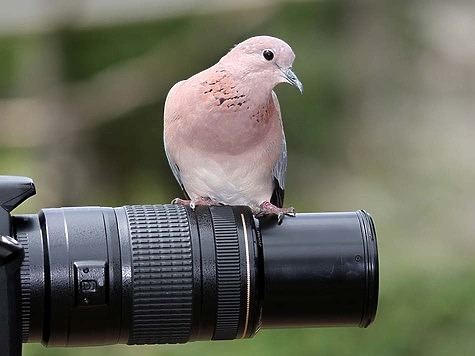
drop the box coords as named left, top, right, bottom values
left=193, top=196, right=222, bottom=208
left=171, top=197, right=192, bottom=206
left=254, top=201, right=296, bottom=224
left=171, top=196, right=222, bottom=210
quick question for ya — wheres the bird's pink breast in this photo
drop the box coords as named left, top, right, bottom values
left=177, top=69, right=280, bottom=155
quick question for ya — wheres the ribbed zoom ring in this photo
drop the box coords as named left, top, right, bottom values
left=126, top=205, right=193, bottom=344
left=210, top=207, right=242, bottom=340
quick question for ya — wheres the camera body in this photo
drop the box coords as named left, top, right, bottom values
left=0, top=176, right=36, bottom=356
left=0, top=176, right=379, bottom=356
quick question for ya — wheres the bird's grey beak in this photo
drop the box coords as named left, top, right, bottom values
left=282, top=66, right=303, bottom=94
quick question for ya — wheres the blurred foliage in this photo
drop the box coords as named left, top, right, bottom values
left=1, top=0, right=475, bottom=355
left=60, top=17, right=191, bottom=82
left=0, top=36, right=37, bottom=96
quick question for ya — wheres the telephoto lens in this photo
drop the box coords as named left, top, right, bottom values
left=12, top=204, right=378, bottom=347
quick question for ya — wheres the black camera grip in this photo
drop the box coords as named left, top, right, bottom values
left=0, top=176, right=36, bottom=356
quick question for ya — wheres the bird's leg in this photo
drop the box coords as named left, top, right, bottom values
left=254, top=201, right=296, bottom=224
left=172, top=196, right=222, bottom=210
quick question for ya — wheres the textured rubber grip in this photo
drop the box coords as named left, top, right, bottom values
left=126, top=204, right=193, bottom=344
left=17, top=230, right=31, bottom=342
left=210, top=207, right=242, bottom=340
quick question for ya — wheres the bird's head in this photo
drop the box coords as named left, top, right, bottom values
left=220, top=35, right=303, bottom=94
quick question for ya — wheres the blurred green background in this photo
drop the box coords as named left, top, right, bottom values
left=1, top=0, right=475, bottom=355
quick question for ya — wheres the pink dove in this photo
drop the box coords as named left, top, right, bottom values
left=163, top=35, right=303, bottom=221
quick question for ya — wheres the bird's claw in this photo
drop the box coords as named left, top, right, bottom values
left=171, top=198, right=192, bottom=206
left=171, top=197, right=222, bottom=210
left=194, top=197, right=222, bottom=207
left=255, top=202, right=296, bottom=224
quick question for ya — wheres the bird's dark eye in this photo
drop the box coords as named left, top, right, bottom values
left=263, top=50, right=274, bottom=61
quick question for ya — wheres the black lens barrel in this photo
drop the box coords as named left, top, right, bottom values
left=14, top=205, right=378, bottom=347
left=15, top=207, right=125, bottom=346
left=259, top=210, right=378, bottom=328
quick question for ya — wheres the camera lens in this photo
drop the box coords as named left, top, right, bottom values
left=13, top=205, right=378, bottom=347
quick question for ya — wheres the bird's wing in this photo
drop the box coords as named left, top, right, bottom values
left=270, top=91, right=287, bottom=208
left=164, top=136, right=189, bottom=199
left=163, top=80, right=190, bottom=199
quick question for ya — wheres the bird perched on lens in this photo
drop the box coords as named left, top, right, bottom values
left=164, top=35, right=303, bottom=222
